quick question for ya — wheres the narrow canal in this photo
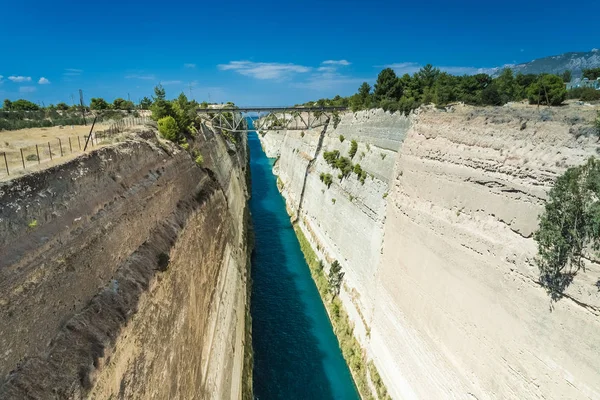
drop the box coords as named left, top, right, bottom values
left=248, top=124, right=359, bottom=400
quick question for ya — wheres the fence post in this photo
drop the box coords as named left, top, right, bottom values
left=58, top=138, right=63, bottom=157
left=48, top=142, right=52, bottom=160
left=69, top=137, right=73, bottom=153
left=20, top=148, right=25, bottom=169
left=78, top=136, right=81, bottom=150
left=3, top=152, right=8, bottom=176
left=36, top=145, right=40, bottom=164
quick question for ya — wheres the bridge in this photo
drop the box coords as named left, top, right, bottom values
left=196, top=106, right=348, bottom=133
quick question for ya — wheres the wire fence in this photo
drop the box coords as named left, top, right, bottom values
left=0, top=116, right=151, bottom=179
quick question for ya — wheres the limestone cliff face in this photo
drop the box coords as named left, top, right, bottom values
left=258, top=104, right=600, bottom=400
left=0, top=126, right=250, bottom=399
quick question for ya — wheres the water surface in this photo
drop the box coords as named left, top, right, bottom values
left=248, top=126, right=359, bottom=400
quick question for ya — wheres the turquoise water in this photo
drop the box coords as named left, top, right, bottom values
left=248, top=126, right=359, bottom=400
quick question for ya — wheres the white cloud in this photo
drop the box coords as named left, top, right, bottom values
left=322, top=60, right=351, bottom=66
left=317, top=66, right=337, bottom=72
left=380, top=62, right=495, bottom=76
left=63, top=68, right=83, bottom=76
left=592, top=48, right=599, bottom=53
left=125, top=74, right=157, bottom=80
left=162, top=80, right=182, bottom=85
left=218, top=61, right=311, bottom=80
left=8, top=76, right=32, bottom=83
left=38, top=77, right=51, bottom=85
left=19, top=86, right=36, bottom=93
left=184, top=63, right=196, bottom=68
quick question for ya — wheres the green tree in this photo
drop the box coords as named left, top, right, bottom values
left=495, top=68, right=516, bottom=104
left=3, top=99, right=12, bottom=110
left=56, top=102, right=69, bottom=111
left=328, top=260, right=345, bottom=298
left=374, top=68, right=402, bottom=101
left=113, top=98, right=129, bottom=110
left=527, top=74, right=567, bottom=106
left=157, top=116, right=179, bottom=141
left=151, top=85, right=174, bottom=121
left=535, top=157, right=600, bottom=300
left=90, top=97, right=110, bottom=110
left=349, top=140, right=358, bottom=159
left=433, top=72, right=458, bottom=105
left=140, top=96, right=152, bottom=109
left=480, top=83, right=502, bottom=106
left=562, top=70, right=572, bottom=83
left=582, top=68, right=600, bottom=80
left=10, top=99, right=40, bottom=111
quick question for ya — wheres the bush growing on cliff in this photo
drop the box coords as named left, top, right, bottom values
left=323, top=150, right=341, bottom=166
left=339, top=134, right=345, bottom=143
left=320, top=172, right=333, bottom=188
left=534, top=157, right=600, bottom=301
left=348, top=140, right=358, bottom=159
left=328, top=260, right=345, bottom=298
left=157, top=116, right=179, bottom=141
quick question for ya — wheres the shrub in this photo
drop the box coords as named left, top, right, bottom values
left=349, top=140, right=358, bottom=159
left=195, top=154, right=204, bottom=166
left=335, top=156, right=353, bottom=179
left=157, top=116, right=179, bottom=141
left=323, top=150, right=340, bottom=166
left=28, top=220, right=38, bottom=229
left=328, top=260, right=345, bottom=297
left=339, top=134, right=345, bottom=142
left=26, top=154, right=38, bottom=161
left=320, top=172, right=333, bottom=188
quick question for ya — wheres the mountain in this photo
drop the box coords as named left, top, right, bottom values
left=494, top=49, right=600, bottom=77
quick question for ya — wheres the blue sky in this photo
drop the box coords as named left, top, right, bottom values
left=0, top=0, right=598, bottom=106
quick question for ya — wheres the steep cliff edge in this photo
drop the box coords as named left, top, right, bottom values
left=0, top=125, right=251, bottom=399
left=258, top=104, right=600, bottom=399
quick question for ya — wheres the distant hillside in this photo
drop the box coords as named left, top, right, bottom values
left=493, top=49, right=600, bottom=77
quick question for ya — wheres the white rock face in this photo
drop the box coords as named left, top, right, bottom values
left=259, top=104, right=600, bottom=400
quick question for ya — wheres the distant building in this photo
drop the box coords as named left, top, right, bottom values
left=567, top=77, right=600, bottom=90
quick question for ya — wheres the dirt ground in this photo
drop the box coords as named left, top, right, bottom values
left=0, top=119, right=147, bottom=181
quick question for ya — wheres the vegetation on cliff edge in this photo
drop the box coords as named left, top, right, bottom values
left=294, top=225, right=391, bottom=399
left=534, top=157, right=600, bottom=301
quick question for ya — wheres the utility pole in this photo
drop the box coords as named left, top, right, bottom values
left=70, top=94, right=75, bottom=107
left=79, top=89, right=86, bottom=126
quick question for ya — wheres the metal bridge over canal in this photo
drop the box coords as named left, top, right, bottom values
left=196, top=106, right=347, bottom=133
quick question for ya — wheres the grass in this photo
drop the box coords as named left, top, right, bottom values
left=294, top=225, right=390, bottom=400
left=28, top=219, right=38, bottom=229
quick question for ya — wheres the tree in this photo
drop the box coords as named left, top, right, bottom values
left=415, top=64, right=440, bottom=91
left=374, top=68, right=402, bottom=101
left=10, top=99, right=40, bottom=111
left=173, top=92, right=192, bottom=131
left=534, top=157, right=600, bottom=300
left=90, top=97, right=110, bottom=110
left=113, top=98, right=129, bottom=110
left=480, top=83, right=502, bottom=106
left=495, top=68, right=516, bottom=104
left=562, top=70, right=572, bottom=83
left=527, top=74, right=567, bottom=106
left=328, top=260, right=345, bottom=298
left=56, top=102, right=69, bottom=111
left=157, top=116, right=179, bottom=141
left=2, top=99, right=12, bottom=110
left=582, top=68, right=600, bottom=80
left=140, top=96, right=152, bottom=110
left=150, top=85, right=174, bottom=121
left=433, top=72, right=458, bottom=105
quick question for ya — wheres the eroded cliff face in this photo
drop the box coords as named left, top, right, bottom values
left=258, top=104, right=600, bottom=399
left=0, top=126, right=250, bottom=399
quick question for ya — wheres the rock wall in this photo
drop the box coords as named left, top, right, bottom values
left=0, top=126, right=251, bottom=399
left=258, top=104, right=600, bottom=399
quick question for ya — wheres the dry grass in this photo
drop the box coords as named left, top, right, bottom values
left=0, top=122, right=132, bottom=181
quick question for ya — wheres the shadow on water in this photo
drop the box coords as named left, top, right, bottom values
left=248, top=126, right=358, bottom=400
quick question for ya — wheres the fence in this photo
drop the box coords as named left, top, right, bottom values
left=0, top=116, right=151, bottom=179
